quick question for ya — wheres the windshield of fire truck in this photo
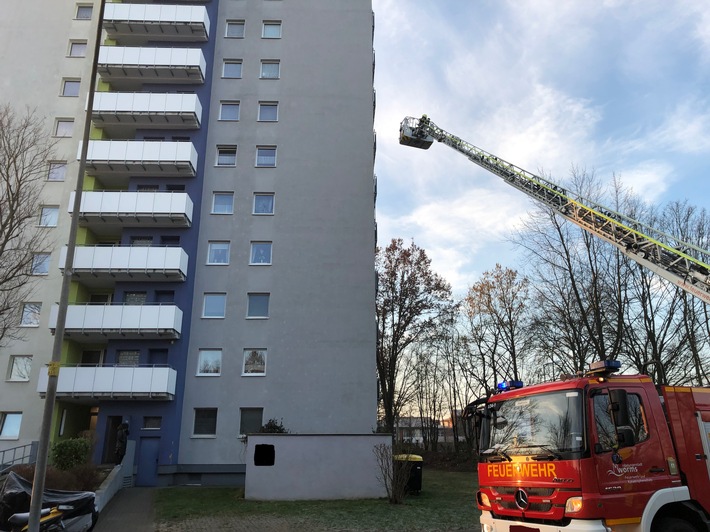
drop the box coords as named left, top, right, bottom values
left=484, top=390, right=584, bottom=456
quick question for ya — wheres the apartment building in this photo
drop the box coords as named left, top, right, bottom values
left=0, top=0, right=377, bottom=487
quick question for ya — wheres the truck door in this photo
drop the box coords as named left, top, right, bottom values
left=590, top=386, right=674, bottom=521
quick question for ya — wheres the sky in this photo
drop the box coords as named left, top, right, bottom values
left=373, top=0, right=710, bottom=296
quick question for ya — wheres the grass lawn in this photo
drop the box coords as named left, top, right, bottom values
left=155, top=469, right=481, bottom=531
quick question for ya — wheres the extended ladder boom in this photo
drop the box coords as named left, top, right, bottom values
left=400, top=115, right=710, bottom=304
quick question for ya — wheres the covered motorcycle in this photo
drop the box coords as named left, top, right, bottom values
left=0, top=472, right=97, bottom=531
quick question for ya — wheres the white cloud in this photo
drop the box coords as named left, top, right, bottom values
left=614, top=160, right=674, bottom=204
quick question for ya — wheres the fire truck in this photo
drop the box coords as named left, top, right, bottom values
left=399, top=116, right=710, bottom=531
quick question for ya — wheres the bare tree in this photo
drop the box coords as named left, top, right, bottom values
left=0, top=105, right=55, bottom=346
left=376, top=238, right=453, bottom=434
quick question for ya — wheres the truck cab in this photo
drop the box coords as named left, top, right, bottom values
left=472, top=361, right=710, bottom=532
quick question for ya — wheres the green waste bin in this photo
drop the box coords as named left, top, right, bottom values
left=393, top=454, right=423, bottom=493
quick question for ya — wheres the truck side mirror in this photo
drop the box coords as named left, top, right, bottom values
left=608, top=388, right=630, bottom=427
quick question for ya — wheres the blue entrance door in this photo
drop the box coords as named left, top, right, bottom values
left=136, top=437, right=160, bottom=486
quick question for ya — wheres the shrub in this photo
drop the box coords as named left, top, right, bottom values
left=50, top=438, right=92, bottom=471
left=258, top=418, right=289, bottom=433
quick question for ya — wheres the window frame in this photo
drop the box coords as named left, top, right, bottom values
left=202, top=293, right=227, bottom=319
left=242, top=349, right=266, bottom=376
left=39, top=206, right=59, bottom=227
left=48, top=162, right=67, bottom=182
left=246, top=293, right=270, bottom=319
left=207, top=241, right=230, bottom=265
left=253, top=193, right=275, bottom=215
left=61, top=79, right=81, bottom=97
left=255, top=146, right=277, bottom=167
left=225, top=20, right=245, bottom=38
left=7, top=355, right=32, bottom=382
left=197, top=349, right=222, bottom=376
left=250, top=242, right=273, bottom=265
left=262, top=21, right=282, bottom=39
left=54, top=119, right=74, bottom=138
left=193, top=408, right=218, bottom=437
left=68, top=41, right=87, bottom=58
left=75, top=4, right=93, bottom=20
left=222, top=60, right=243, bottom=79
left=20, top=303, right=41, bottom=327
left=219, top=101, right=240, bottom=121
left=239, top=407, right=264, bottom=436
left=216, top=146, right=237, bottom=167
left=257, top=102, right=278, bottom=122
left=0, top=412, right=22, bottom=439
left=260, top=60, right=281, bottom=79
left=212, top=192, right=234, bottom=215
left=31, top=253, right=51, bottom=275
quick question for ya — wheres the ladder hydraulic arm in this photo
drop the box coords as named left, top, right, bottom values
left=399, top=115, right=710, bottom=305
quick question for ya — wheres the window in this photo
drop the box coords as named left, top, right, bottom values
left=223, top=60, right=243, bottom=79
left=226, top=20, right=245, bottom=38
left=207, top=241, right=230, bottom=265
left=68, top=41, right=87, bottom=57
left=260, top=60, right=280, bottom=79
left=31, top=253, right=50, bottom=275
left=239, top=408, right=263, bottom=436
left=117, top=350, right=140, bottom=366
left=0, top=413, right=21, bottom=439
left=250, top=242, right=272, bottom=265
left=155, top=290, right=173, bottom=303
left=217, top=146, right=237, bottom=166
left=48, top=162, right=67, bottom=182
left=258, top=102, right=278, bottom=122
left=20, top=303, right=41, bottom=327
left=76, top=4, right=93, bottom=19
left=203, top=293, right=226, bottom=318
left=54, top=119, right=74, bottom=137
left=219, top=101, right=240, bottom=121
left=61, top=79, right=80, bottom=97
left=8, top=356, right=32, bottom=382
left=593, top=393, right=650, bottom=452
left=212, top=192, right=234, bottom=214
left=193, top=408, right=217, bottom=436
left=130, top=236, right=153, bottom=247
left=143, top=417, right=162, bottom=430
left=253, top=193, right=275, bottom=215
left=197, top=349, right=222, bottom=376
left=262, top=21, right=282, bottom=39
left=39, top=206, right=59, bottom=227
left=247, top=293, right=270, bottom=318
left=256, top=147, right=276, bottom=167
left=243, top=349, right=266, bottom=376
left=124, top=291, right=147, bottom=305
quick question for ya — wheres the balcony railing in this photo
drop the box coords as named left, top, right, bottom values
left=60, top=245, right=189, bottom=284
left=49, top=304, right=182, bottom=341
left=92, top=92, right=202, bottom=130
left=97, top=46, right=206, bottom=85
left=72, top=191, right=193, bottom=228
left=82, top=140, right=197, bottom=179
left=38, top=365, right=177, bottom=400
left=103, top=4, right=210, bottom=43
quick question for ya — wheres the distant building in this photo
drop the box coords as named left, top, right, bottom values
left=0, top=0, right=377, bottom=486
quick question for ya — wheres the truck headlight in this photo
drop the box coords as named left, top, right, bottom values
left=565, top=496, right=583, bottom=514
left=481, top=524, right=495, bottom=532
left=479, top=492, right=491, bottom=508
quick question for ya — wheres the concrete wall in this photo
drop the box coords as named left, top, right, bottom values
left=245, top=434, right=389, bottom=500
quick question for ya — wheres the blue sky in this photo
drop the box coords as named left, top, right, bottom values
left=373, top=0, right=710, bottom=295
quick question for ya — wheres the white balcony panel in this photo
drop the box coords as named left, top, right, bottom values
left=60, top=246, right=188, bottom=283
left=72, top=191, right=193, bottom=229
left=97, top=46, right=206, bottom=84
left=81, top=140, right=197, bottom=178
left=49, top=304, right=182, bottom=341
left=92, top=92, right=201, bottom=129
left=103, top=4, right=210, bottom=42
left=38, top=366, right=177, bottom=400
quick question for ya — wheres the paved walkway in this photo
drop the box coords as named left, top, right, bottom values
left=93, top=488, right=155, bottom=532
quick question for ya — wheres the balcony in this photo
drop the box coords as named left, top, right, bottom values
left=60, top=245, right=189, bottom=285
left=72, top=191, right=193, bottom=233
left=82, top=140, right=197, bottom=182
left=38, top=365, right=177, bottom=400
left=92, top=92, right=202, bottom=132
left=49, top=304, right=182, bottom=341
left=97, top=46, right=206, bottom=87
left=103, top=4, right=210, bottom=43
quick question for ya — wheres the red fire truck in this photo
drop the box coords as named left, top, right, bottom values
left=399, top=116, right=710, bottom=531
left=467, top=360, right=710, bottom=532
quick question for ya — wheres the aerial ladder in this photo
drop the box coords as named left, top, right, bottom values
left=399, top=115, right=710, bottom=305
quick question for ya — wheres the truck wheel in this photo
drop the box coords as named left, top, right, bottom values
left=653, top=517, right=697, bottom=532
